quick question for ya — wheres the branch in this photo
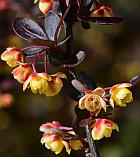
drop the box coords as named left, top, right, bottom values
left=85, top=124, right=99, bottom=157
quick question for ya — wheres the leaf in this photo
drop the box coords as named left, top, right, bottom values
left=45, top=11, right=60, bottom=41
left=71, top=79, right=86, bottom=92
left=48, top=49, right=64, bottom=67
left=80, top=16, right=125, bottom=25
left=78, top=71, right=97, bottom=90
left=75, top=105, right=90, bottom=119
left=57, top=36, right=71, bottom=46
left=81, top=21, right=91, bottom=29
left=13, top=17, right=47, bottom=41
left=79, top=0, right=94, bottom=16
left=129, top=74, right=140, bottom=86
left=22, top=46, right=46, bottom=56
left=65, top=51, right=86, bottom=67
left=65, top=81, right=84, bottom=101
left=31, top=38, right=56, bottom=48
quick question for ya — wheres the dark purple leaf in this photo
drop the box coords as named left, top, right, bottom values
left=65, top=51, right=86, bottom=67
left=22, top=46, right=47, bottom=56
left=57, top=36, right=71, bottom=46
left=48, top=49, right=64, bottom=67
left=13, top=17, right=47, bottom=41
left=80, top=16, right=125, bottom=25
left=45, top=11, right=60, bottom=41
left=81, top=21, right=91, bottom=29
left=79, top=0, right=94, bottom=16
left=31, top=38, right=56, bottom=48
left=129, top=74, right=140, bottom=86
left=75, top=105, right=90, bottom=119
left=71, top=79, right=86, bottom=92
left=78, top=71, right=97, bottom=90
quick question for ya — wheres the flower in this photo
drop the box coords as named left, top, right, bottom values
left=41, top=134, right=70, bottom=154
left=69, top=140, right=83, bottom=151
left=91, top=5, right=113, bottom=17
left=34, top=0, right=53, bottom=14
left=1, top=47, right=24, bottom=67
left=109, top=83, right=133, bottom=108
left=90, top=118, right=119, bottom=140
left=79, top=88, right=107, bottom=115
left=0, top=93, right=14, bottom=108
left=23, top=72, right=66, bottom=96
left=40, top=121, right=83, bottom=155
left=12, top=64, right=32, bottom=83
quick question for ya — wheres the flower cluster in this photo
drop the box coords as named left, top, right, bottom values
left=1, top=47, right=66, bottom=96
left=40, top=121, right=83, bottom=154
left=78, top=83, right=133, bottom=140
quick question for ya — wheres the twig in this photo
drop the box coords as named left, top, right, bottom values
left=85, top=124, right=99, bottom=157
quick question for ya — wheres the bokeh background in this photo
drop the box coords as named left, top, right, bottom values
left=0, top=0, right=140, bottom=157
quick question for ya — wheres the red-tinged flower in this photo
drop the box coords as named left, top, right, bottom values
left=12, top=64, right=33, bottom=83
left=41, top=133, right=71, bottom=154
left=44, top=72, right=67, bottom=96
left=90, top=118, right=119, bottom=140
left=0, top=0, right=9, bottom=11
left=23, top=72, right=66, bottom=96
left=109, top=83, right=133, bottom=108
left=1, top=47, right=24, bottom=67
left=79, top=87, right=107, bottom=115
left=40, top=121, right=83, bottom=154
left=23, top=72, right=51, bottom=94
left=34, top=0, right=54, bottom=14
left=91, top=5, right=113, bottom=17
left=0, top=93, right=14, bottom=108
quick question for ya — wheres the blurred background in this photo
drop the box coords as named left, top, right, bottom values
left=0, top=0, right=140, bottom=157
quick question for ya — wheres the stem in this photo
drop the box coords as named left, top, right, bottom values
left=85, top=125, right=99, bottom=157
left=44, top=52, right=47, bottom=72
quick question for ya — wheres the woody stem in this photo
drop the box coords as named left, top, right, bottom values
left=85, top=124, right=100, bottom=157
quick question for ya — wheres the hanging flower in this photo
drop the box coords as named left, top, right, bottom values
left=12, top=64, right=33, bottom=83
left=91, top=5, right=113, bottom=17
left=79, top=88, right=107, bottom=115
left=34, top=0, right=54, bottom=14
left=109, top=83, right=133, bottom=108
left=41, top=134, right=70, bottom=154
left=1, top=47, right=24, bottom=67
left=23, top=72, right=66, bottom=96
left=69, top=140, right=83, bottom=151
left=90, top=118, right=119, bottom=140
left=40, top=121, right=83, bottom=155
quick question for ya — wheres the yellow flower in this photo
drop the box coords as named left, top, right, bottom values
left=23, top=72, right=66, bottom=96
left=109, top=83, right=133, bottom=108
left=90, top=5, right=113, bottom=17
left=79, top=88, right=107, bottom=115
left=90, top=118, right=119, bottom=140
left=41, top=134, right=71, bottom=154
left=69, top=140, right=83, bottom=151
left=12, top=64, right=32, bottom=83
left=40, top=121, right=83, bottom=155
left=34, top=0, right=53, bottom=14
left=1, top=47, right=24, bottom=67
